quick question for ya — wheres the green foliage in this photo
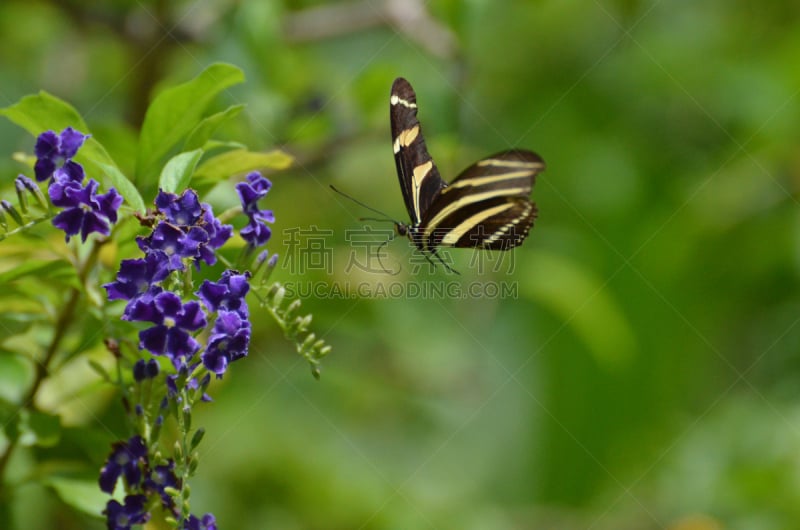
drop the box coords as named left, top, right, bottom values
left=183, top=105, right=245, bottom=152
left=260, top=281, right=331, bottom=379
left=193, top=149, right=293, bottom=192
left=46, top=477, right=108, bottom=518
left=135, top=63, right=245, bottom=183
left=522, top=249, right=635, bottom=366
left=158, top=149, right=204, bottom=193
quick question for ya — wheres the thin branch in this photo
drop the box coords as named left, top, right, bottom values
left=283, top=0, right=458, bottom=59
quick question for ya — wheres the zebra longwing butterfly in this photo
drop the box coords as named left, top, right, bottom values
left=390, top=77, right=544, bottom=255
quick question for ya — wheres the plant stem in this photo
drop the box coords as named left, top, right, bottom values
left=0, top=286, right=81, bottom=489
left=0, top=239, right=102, bottom=490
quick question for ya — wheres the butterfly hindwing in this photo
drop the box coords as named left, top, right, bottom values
left=418, top=150, right=543, bottom=250
left=390, top=78, right=446, bottom=226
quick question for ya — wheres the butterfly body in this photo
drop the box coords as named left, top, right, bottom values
left=390, top=77, right=544, bottom=255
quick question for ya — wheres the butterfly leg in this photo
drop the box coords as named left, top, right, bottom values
left=430, top=249, right=460, bottom=276
left=376, top=233, right=401, bottom=275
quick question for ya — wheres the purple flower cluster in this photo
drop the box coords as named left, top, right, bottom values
left=33, top=128, right=122, bottom=242
left=198, top=270, right=252, bottom=376
left=103, top=189, right=255, bottom=375
left=99, top=435, right=180, bottom=529
left=100, top=169, right=275, bottom=528
left=236, top=171, right=274, bottom=248
left=138, top=190, right=233, bottom=270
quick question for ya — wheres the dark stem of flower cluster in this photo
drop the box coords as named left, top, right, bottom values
left=176, top=390, right=193, bottom=525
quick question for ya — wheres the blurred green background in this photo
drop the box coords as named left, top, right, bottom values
left=1, top=0, right=800, bottom=528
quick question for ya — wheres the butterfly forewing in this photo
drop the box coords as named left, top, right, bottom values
left=390, top=78, right=446, bottom=226
left=418, top=150, right=543, bottom=250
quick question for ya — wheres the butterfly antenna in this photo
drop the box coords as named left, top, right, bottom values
left=330, top=185, right=399, bottom=223
left=359, top=216, right=397, bottom=224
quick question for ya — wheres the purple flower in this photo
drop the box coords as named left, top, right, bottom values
left=104, top=251, right=171, bottom=302
left=236, top=172, right=274, bottom=248
left=236, top=172, right=271, bottom=215
left=203, top=310, right=251, bottom=376
left=155, top=189, right=204, bottom=226
left=104, top=495, right=150, bottom=530
left=196, top=207, right=232, bottom=267
left=34, top=127, right=89, bottom=182
left=144, top=460, right=179, bottom=508
left=138, top=191, right=232, bottom=270
left=130, top=291, right=207, bottom=368
left=240, top=218, right=272, bottom=248
left=184, top=513, right=217, bottom=530
left=197, top=270, right=250, bottom=316
left=98, top=435, right=148, bottom=494
left=156, top=189, right=232, bottom=251
left=137, top=223, right=193, bottom=271
left=51, top=179, right=122, bottom=242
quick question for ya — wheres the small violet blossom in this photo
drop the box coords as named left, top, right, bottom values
left=126, top=291, right=207, bottom=368
left=144, top=460, right=180, bottom=508
left=203, top=310, right=251, bottom=376
left=184, top=513, right=217, bottom=530
left=104, top=495, right=150, bottom=530
left=34, top=127, right=88, bottom=182
left=197, top=270, right=250, bottom=316
left=197, top=271, right=252, bottom=376
left=32, top=128, right=122, bottom=241
left=236, top=171, right=274, bottom=248
left=104, top=251, right=171, bottom=303
left=98, top=435, right=147, bottom=494
left=51, top=179, right=122, bottom=242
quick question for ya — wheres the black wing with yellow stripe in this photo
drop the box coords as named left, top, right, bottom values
left=390, top=78, right=544, bottom=252
left=418, top=150, right=543, bottom=250
left=390, top=77, right=446, bottom=226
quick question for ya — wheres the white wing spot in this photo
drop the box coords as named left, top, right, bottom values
left=484, top=203, right=533, bottom=245
left=390, top=95, right=417, bottom=108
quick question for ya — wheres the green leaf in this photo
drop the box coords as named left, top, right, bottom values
left=92, top=160, right=146, bottom=214
left=0, top=91, right=145, bottom=213
left=520, top=250, right=636, bottom=367
left=194, top=149, right=293, bottom=185
left=18, top=410, right=61, bottom=448
left=0, top=259, right=74, bottom=284
left=0, top=352, right=34, bottom=403
left=0, top=314, right=35, bottom=336
left=158, top=149, right=204, bottom=193
left=136, top=63, right=245, bottom=181
left=46, top=477, right=107, bottom=517
left=0, top=91, right=88, bottom=133
left=183, top=104, right=245, bottom=151
left=87, top=360, right=111, bottom=382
